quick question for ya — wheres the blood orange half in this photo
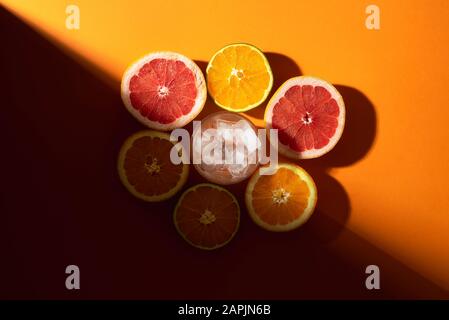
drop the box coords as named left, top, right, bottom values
left=121, top=52, right=207, bottom=131
left=265, top=76, right=345, bottom=159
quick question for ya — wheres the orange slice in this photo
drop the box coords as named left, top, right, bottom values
left=206, top=43, right=273, bottom=112
left=245, top=163, right=317, bottom=231
left=117, top=130, right=189, bottom=201
left=174, top=183, right=240, bottom=250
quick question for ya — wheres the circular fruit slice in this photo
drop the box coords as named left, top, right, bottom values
left=265, top=76, right=345, bottom=159
left=174, top=183, right=240, bottom=250
left=118, top=130, right=189, bottom=201
left=206, top=43, right=273, bottom=112
left=245, top=163, right=317, bottom=232
left=121, top=52, right=207, bottom=131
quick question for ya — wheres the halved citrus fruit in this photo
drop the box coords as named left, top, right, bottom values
left=118, top=130, right=189, bottom=201
left=121, top=52, right=207, bottom=131
left=206, top=43, right=273, bottom=112
left=174, top=183, right=240, bottom=250
left=265, top=76, right=345, bottom=159
left=245, top=163, right=317, bottom=232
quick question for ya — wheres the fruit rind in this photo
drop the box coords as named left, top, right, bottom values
left=117, top=130, right=189, bottom=202
left=174, top=183, right=240, bottom=250
left=121, top=51, right=207, bottom=131
left=206, top=43, right=273, bottom=112
left=264, top=76, right=345, bottom=159
left=245, top=163, right=317, bottom=232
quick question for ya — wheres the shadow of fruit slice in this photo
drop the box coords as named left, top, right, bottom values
left=207, top=43, right=273, bottom=112
left=245, top=163, right=317, bottom=232
left=265, top=76, right=345, bottom=159
left=174, top=183, right=240, bottom=250
left=117, top=130, right=189, bottom=201
left=121, top=52, right=207, bottom=131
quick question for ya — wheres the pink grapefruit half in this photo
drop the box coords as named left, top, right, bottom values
left=121, top=52, right=207, bottom=131
left=265, top=76, right=345, bottom=159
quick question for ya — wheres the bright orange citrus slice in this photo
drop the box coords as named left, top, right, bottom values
left=174, top=183, right=240, bottom=250
left=206, top=43, right=273, bottom=112
left=117, top=130, right=189, bottom=201
left=245, top=163, right=317, bottom=231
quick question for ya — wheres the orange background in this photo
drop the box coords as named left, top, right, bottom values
left=1, top=0, right=449, bottom=297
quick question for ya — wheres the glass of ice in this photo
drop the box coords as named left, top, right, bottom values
left=192, top=111, right=259, bottom=185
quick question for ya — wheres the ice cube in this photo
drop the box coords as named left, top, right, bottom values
left=227, top=161, right=247, bottom=178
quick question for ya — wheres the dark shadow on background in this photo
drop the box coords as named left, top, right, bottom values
left=0, top=6, right=150, bottom=298
left=265, top=52, right=303, bottom=91
left=301, top=170, right=350, bottom=243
